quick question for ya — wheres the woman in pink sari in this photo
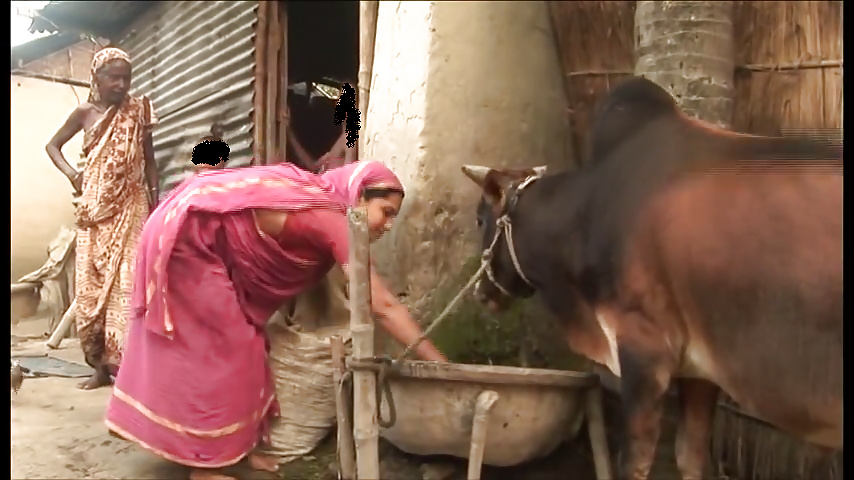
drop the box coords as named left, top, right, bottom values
left=105, top=160, right=446, bottom=480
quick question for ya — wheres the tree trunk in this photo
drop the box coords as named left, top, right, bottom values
left=633, top=4, right=736, bottom=478
left=634, top=1, right=735, bottom=127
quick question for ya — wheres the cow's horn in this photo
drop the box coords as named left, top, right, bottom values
left=532, top=166, right=548, bottom=177
left=461, top=165, right=491, bottom=186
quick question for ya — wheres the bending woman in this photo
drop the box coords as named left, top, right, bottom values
left=105, top=160, right=446, bottom=480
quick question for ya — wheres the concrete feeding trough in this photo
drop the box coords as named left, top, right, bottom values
left=341, top=210, right=612, bottom=479
left=357, top=360, right=613, bottom=480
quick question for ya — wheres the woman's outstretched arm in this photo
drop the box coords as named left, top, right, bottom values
left=366, top=269, right=447, bottom=362
left=304, top=209, right=448, bottom=362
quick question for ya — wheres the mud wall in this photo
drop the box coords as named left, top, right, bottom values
left=11, top=76, right=86, bottom=282
left=363, top=1, right=581, bottom=365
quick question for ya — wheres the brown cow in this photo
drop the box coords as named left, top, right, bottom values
left=460, top=76, right=842, bottom=480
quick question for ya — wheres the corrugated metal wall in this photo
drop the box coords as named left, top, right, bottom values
left=119, top=0, right=258, bottom=195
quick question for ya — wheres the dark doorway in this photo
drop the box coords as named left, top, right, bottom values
left=284, top=1, right=359, bottom=171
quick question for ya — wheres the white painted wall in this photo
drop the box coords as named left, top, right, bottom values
left=10, top=75, right=87, bottom=282
left=364, top=1, right=572, bottom=317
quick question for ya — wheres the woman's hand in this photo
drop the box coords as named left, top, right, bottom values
left=412, top=340, right=449, bottom=363
left=69, top=171, right=84, bottom=194
left=148, top=187, right=160, bottom=211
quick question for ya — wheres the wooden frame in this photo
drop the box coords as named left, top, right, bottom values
left=253, top=1, right=289, bottom=166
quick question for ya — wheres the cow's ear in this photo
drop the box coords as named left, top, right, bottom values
left=461, top=165, right=492, bottom=187
left=461, top=165, right=516, bottom=207
left=484, top=169, right=529, bottom=208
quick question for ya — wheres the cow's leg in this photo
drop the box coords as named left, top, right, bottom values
left=617, top=338, right=673, bottom=480
left=674, top=378, right=719, bottom=480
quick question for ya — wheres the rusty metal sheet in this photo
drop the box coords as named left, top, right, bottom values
left=119, top=0, right=258, bottom=196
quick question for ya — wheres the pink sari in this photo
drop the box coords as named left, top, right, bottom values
left=105, top=161, right=402, bottom=468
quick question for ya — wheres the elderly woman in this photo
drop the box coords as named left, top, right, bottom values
left=45, top=47, right=159, bottom=390
left=105, top=160, right=446, bottom=480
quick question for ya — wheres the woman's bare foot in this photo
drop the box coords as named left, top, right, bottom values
left=248, top=452, right=280, bottom=472
left=77, top=367, right=112, bottom=390
left=189, top=469, right=235, bottom=480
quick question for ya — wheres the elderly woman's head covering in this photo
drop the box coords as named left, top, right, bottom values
left=88, top=47, right=131, bottom=103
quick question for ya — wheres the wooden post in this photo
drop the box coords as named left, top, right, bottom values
left=252, top=1, right=269, bottom=165
left=332, top=336, right=356, bottom=480
left=355, top=0, right=380, bottom=159
left=585, top=385, right=613, bottom=480
left=278, top=2, right=289, bottom=164
left=467, top=390, right=500, bottom=480
left=356, top=0, right=382, bottom=349
left=266, top=2, right=280, bottom=164
left=348, top=207, right=379, bottom=479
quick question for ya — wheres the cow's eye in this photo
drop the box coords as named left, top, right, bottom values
left=476, top=218, right=483, bottom=228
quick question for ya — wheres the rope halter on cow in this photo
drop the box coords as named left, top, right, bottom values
left=479, top=172, right=542, bottom=297
left=389, top=168, right=547, bottom=369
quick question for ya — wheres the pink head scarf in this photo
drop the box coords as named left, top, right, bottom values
left=169, top=159, right=403, bottom=211
left=319, top=160, right=405, bottom=205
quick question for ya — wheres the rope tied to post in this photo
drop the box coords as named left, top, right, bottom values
left=366, top=232, right=500, bottom=429
left=345, top=256, right=488, bottom=430
left=373, top=356, right=398, bottom=428
left=345, top=173, right=543, bottom=431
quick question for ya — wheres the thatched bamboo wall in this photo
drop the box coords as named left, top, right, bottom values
left=550, top=0, right=843, bottom=162
left=548, top=1, right=635, bottom=165
left=733, top=1, right=843, bottom=134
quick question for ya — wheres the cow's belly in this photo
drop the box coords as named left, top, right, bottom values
left=681, top=336, right=843, bottom=450
left=582, top=315, right=843, bottom=450
left=803, top=425, right=843, bottom=450
left=727, top=394, right=843, bottom=450
left=566, top=305, right=842, bottom=451
left=678, top=339, right=720, bottom=380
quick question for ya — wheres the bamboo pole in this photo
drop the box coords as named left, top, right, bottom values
left=10, top=69, right=89, bottom=88
left=356, top=0, right=385, bottom=357
left=252, top=1, right=269, bottom=165
left=348, top=207, right=379, bottom=479
left=332, top=336, right=356, bottom=480
left=355, top=0, right=380, bottom=160
left=265, top=2, right=280, bottom=165
left=278, top=2, right=289, bottom=165
left=46, top=299, right=77, bottom=349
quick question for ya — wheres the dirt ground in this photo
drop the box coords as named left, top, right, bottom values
left=10, top=316, right=605, bottom=480
left=12, top=316, right=295, bottom=480
left=10, top=318, right=601, bottom=480
left=11, top=318, right=190, bottom=480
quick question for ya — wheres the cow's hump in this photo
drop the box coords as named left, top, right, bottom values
left=589, top=76, right=679, bottom=164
